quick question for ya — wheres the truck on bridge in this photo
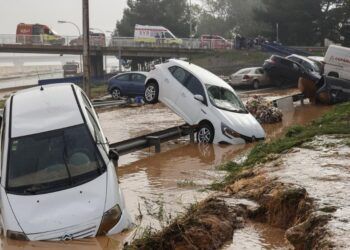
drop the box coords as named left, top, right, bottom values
left=16, top=23, right=65, bottom=45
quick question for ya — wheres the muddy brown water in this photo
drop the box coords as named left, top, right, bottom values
left=1, top=97, right=331, bottom=249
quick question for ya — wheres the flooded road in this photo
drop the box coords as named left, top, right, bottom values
left=0, top=100, right=331, bottom=249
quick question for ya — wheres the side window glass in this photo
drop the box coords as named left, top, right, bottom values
left=81, top=92, right=92, bottom=109
left=85, top=108, right=104, bottom=143
left=185, top=75, right=206, bottom=98
left=168, top=66, right=190, bottom=85
left=132, top=74, right=146, bottom=82
left=165, top=32, right=172, bottom=39
left=116, top=74, right=130, bottom=81
left=0, top=107, right=6, bottom=174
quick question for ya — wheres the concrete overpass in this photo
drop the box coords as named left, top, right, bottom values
left=0, top=35, right=212, bottom=75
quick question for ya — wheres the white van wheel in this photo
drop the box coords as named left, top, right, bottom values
left=197, top=124, right=214, bottom=144
left=144, top=82, right=159, bottom=104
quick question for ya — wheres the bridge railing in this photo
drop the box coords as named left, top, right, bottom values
left=0, top=34, right=237, bottom=50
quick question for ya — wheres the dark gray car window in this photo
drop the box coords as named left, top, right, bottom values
left=131, top=74, right=146, bottom=82
left=168, top=66, right=190, bottom=85
left=185, top=75, right=206, bottom=98
left=116, top=74, right=130, bottom=81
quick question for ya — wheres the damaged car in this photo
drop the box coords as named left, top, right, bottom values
left=144, top=59, right=265, bottom=144
left=0, top=83, right=132, bottom=241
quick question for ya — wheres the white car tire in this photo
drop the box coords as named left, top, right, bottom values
left=197, top=123, right=214, bottom=144
left=144, top=82, right=159, bottom=104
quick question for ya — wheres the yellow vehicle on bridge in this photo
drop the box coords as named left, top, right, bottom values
left=134, top=24, right=183, bottom=46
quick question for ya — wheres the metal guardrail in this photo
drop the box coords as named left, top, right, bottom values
left=109, top=124, right=195, bottom=156
left=0, top=34, right=236, bottom=50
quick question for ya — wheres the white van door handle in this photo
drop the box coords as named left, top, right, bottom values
left=181, top=92, right=186, bottom=97
left=165, top=78, right=169, bottom=83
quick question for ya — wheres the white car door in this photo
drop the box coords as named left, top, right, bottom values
left=175, top=72, right=207, bottom=125
left=159, top=66, right=185, bottom=111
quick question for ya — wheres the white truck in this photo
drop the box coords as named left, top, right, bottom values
left=324, top=45, right=350, bottom=80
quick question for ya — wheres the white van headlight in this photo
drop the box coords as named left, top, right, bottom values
left=221, top=123, right=242, bottom=139
left=7, top=230, right=28, bottom=241
left=97, top=204, right=122, bottom=235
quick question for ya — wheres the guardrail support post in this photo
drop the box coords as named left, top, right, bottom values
left=146, top=136, right=161, bottom=153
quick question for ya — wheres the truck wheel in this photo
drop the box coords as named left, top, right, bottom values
left=144, top=82, right=159, bottom=104
left=197, top=123, right=214, bottom=144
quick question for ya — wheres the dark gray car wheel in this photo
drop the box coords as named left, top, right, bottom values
left=111, top=88, right=122, bottom=99
left=197, top=123, right=214, bottom=144
left=144, top=82, right=159, bottom=104
left=253, top=80, right=260, bottom=89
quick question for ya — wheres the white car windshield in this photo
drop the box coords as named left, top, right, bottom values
left=206, top=84, right=247, bottom=113
left=7, top=125, right=105, bottom=195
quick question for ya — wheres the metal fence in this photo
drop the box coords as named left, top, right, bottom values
left=0, top=34, right=236, bottom=50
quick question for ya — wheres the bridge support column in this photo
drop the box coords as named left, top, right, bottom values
left=90, top=53, right=104, bottom=77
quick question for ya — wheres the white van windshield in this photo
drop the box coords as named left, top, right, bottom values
left=206, top=84, right=247, bottom=113
left=7, top=125, right=105, bottom=195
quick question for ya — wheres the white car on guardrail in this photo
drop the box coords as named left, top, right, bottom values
left=144, top=59, right=265, bottom=144
left=0, top=83, right=131, bottom=241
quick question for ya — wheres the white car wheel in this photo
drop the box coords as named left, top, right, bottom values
left=144, top=83, right=158, bottom=104
left=197, top=124, right=214, bottom=144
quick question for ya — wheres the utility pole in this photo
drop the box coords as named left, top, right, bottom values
left=189, top=0, right=192, bottom=37
left=82, top=0, right=91, bottom=97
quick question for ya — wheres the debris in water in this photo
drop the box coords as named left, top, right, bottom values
left=245, top=96, right=283, bottom=124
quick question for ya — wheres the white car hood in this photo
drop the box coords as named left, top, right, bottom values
left=218, top=109, right=265, bottom=139
left=7, top=173, right=107, bottom=236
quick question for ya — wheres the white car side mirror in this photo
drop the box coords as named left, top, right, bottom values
left=194, top=94, right=204, bottom=103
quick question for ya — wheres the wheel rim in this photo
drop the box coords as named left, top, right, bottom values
left=198, top=127, right=211, bottom=143
left=112, top=89, right=121, bottom=99
left=145, top=86, right=156, bottom=102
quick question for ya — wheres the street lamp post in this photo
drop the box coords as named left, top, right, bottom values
left=58, top=20, right=82, bottom=73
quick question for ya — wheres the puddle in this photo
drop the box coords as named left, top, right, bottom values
left=0, top=100, right=332, bottom=249
left=224, top=221, right=292, bottom=250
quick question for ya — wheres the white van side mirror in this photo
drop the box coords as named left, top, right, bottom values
left=194, top=94, right=204, bottom=103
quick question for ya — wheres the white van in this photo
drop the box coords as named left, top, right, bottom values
left=324, top=44, right=350, bottom=79
left=134, top=24, right=182, bottom=45
left=0, top=84, right=131, bottom=241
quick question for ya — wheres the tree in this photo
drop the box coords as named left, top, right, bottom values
left=116, top=0, right=192, bottom=37
left=254, top=0, right=322, bottom=45
left=197, top=0, right=270, bottom=38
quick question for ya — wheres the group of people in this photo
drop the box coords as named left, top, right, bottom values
left=234, top=34, right=268, bottom=49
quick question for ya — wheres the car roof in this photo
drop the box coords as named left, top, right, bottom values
left=10, top=83, right=84, bottom=138
left=287, top=54, right=315, bottom=64
left=168, top=59, right=229, bottom=88
left=235, top=67, right=260, bottom=73
left=119, top=71, right=148, bottom=75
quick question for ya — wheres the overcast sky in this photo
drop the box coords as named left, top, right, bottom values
left=0, top=0, right=128, bottom=36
